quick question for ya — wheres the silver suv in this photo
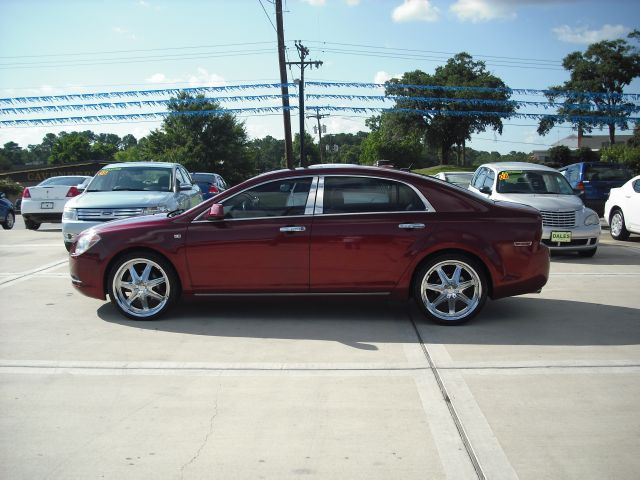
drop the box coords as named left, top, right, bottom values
left=468, top=162, right=601, bottom=257
left=62, top=162, right=202, bottom=250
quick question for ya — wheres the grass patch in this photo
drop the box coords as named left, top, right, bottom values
left=412, top=165, right=476, bottom=176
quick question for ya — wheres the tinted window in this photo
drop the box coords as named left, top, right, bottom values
left=585, top=164, right=632, bottom=181
left=176, top=168, right=191, bottom=186
left=223, top=178, right=312, bottom=219
left=633, top=180, right=640, bottom=193
left=323, top=177, right=425, bottom=214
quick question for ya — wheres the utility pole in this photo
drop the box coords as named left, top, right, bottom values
left=286, top=41, right=322, bottom=167
left=307, top=107, right=329, bottom=164
left=275, top=0, right=293, bottom=169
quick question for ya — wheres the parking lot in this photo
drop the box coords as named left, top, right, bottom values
left=1, top=215, right=639, bottom=480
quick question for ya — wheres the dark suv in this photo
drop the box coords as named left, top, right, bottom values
left=559, top=162, right=633, bottom=216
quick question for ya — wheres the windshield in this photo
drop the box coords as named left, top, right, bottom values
left=497, top=170, right=574, bottom=195
left=87, top=167, right=173, bottom=192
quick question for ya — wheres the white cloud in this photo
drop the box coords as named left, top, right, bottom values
left=302, top=0, right=326, bottom=6
left=346, top=0, right=361, bottom=5
left=112, top=26, right=137, bottom=41
left=145, top=68, right=226, bottom=87
left=450, top=0, right=516, bottom=23
left=392, top=0, right=440, bottom=23
left=374, top=71, right=402, bottom=84
left=138, top=0, right=151, bottom=7
left=553, top=24, right=630, bottom=44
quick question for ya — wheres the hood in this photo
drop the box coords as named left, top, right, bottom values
left=91, top=212, right=171, bottom=234
left=493, top=193, right=583, bottom=212
left=67, top=191, right=173, bottom=209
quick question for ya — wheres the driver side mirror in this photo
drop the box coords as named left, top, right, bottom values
left=204, top=203, right=224, bottom=221
left=479, top=186, right=492, bottom=195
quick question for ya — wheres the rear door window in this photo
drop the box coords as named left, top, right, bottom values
left=322, top=176, right=425, bottom=214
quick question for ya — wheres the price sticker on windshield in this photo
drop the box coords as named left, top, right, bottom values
left=97, top=169, right=110, bottom=176
left=498, top=172, right=510, bottom=181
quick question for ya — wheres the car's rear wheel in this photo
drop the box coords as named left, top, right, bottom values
left=609, top=209, right=630, bottom=241
left=414, top=254, right=487, bottom=325
left=2, top=211, right=14, bottom=230
left=107, top=252, right=179, bottom=320
left=23, top=217, right=40, bottom=230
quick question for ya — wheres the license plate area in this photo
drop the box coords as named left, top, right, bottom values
left=40, top=202, right=54, bottom=209
left=551, top=231, right=572, bottom=243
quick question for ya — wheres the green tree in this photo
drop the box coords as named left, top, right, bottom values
left=600, top=143, right=640, bottom=174
left=49, top=132, right=91, bottom=164
left=538, top=30, right=640, bottom=145
left=143, top=92, right=253, bottom=184
left=385, top=53, right=514, bottom=165
left=249, top=136, right=285, bottom=172
left=293, top=132, right=320, bottom=166
left=1, top=141, right=27, bottom=167
left=547, top=145, right=573, bottom=166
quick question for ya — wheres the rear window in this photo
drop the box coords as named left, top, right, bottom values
left=39, top=176, right=87, bottom=187
left=585, top=165, right=632, bottom=182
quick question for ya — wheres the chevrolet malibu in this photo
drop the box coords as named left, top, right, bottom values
left=69, top=166, right=550, bottom=325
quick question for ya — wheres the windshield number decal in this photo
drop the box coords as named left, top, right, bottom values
left=499, top=172, right=510, bottom=181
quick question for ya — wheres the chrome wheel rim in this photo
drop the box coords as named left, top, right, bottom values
left=420, top=260, right=481, bottom=322
left=112, top=258, right=170, bottom=318
left=611, top=212, right=623, bottom=237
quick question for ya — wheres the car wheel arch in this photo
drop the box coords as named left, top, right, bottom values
left=409, top=248, right=494, bottom=300
left=103, top=247, right=183, bottom=298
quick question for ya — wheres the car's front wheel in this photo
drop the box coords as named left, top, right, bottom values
left=2, top=211, right=14, bottom=230
left=107, top=251, right=179, bottom=320
left=413, top=254, right=488, bottom=325
left=609, top=209, right=630, bottom=241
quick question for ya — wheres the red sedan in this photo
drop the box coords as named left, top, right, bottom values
left=69, top=165, right=549, bottom=325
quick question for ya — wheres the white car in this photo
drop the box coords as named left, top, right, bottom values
left=469, top=162, right=601, bottom=257
left=604, top=174, right=640, bottom=240
left=21, top=176, right=91, bottom=230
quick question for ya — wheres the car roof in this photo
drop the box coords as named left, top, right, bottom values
left=479, top=162, right=558, bottom=172
left=103, top=162, right=176, bottom=169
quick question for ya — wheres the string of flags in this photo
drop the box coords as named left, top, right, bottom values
left=0, top=81, right=638, bottom=127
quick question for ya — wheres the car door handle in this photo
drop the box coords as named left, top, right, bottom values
left=280, top=226, right=306, bottom=233
left=399, top=223, right=425, bottom=230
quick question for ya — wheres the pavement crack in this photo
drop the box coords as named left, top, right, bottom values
left=179, top=385, right=221, bottom=479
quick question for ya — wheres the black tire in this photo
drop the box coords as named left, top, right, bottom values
left=413, top=254, right=488, bottom=325
left=2, top=211, right=14, bottom=230
left=23, top=217, right=40, bottom=230
left=107, top=251, right=179, bottom=320
left=609, top=209, right=630, bottom=241
left=578, top=248, right=597, bottom=258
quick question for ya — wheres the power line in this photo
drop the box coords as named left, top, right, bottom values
left=304, top=40, right=561, bottom=66
left=258, top=0, right=278, bottom=33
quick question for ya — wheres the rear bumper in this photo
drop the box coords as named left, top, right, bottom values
left=22, top=213, right=62, bottom=223
left=492, top=243, right=550, bottom=299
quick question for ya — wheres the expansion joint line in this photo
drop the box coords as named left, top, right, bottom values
left=407, top=308, right=485, bottom=480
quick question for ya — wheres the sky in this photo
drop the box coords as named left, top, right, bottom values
left=1, top=0, right=639, bottom=156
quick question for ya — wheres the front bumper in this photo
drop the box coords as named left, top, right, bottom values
left=541, top=224, right=600, bottom=251
left=62, top=220, right=105, bottom=244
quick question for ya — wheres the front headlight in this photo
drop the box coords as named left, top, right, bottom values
left=584, top=212, right=600, bottom=226
left=142, top=205, right=169, bottom=215
left=63, top=206, right=77, bottom=221
left=72, top=230, right=101, bottom=256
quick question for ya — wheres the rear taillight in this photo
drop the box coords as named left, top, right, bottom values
left=22, top=188, right=31, bottom=198
left=576, top=181, right=584, bottom=191
left=208, top=185, right=220, bottom=194
left=66, top=186, right=81, bottom=197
